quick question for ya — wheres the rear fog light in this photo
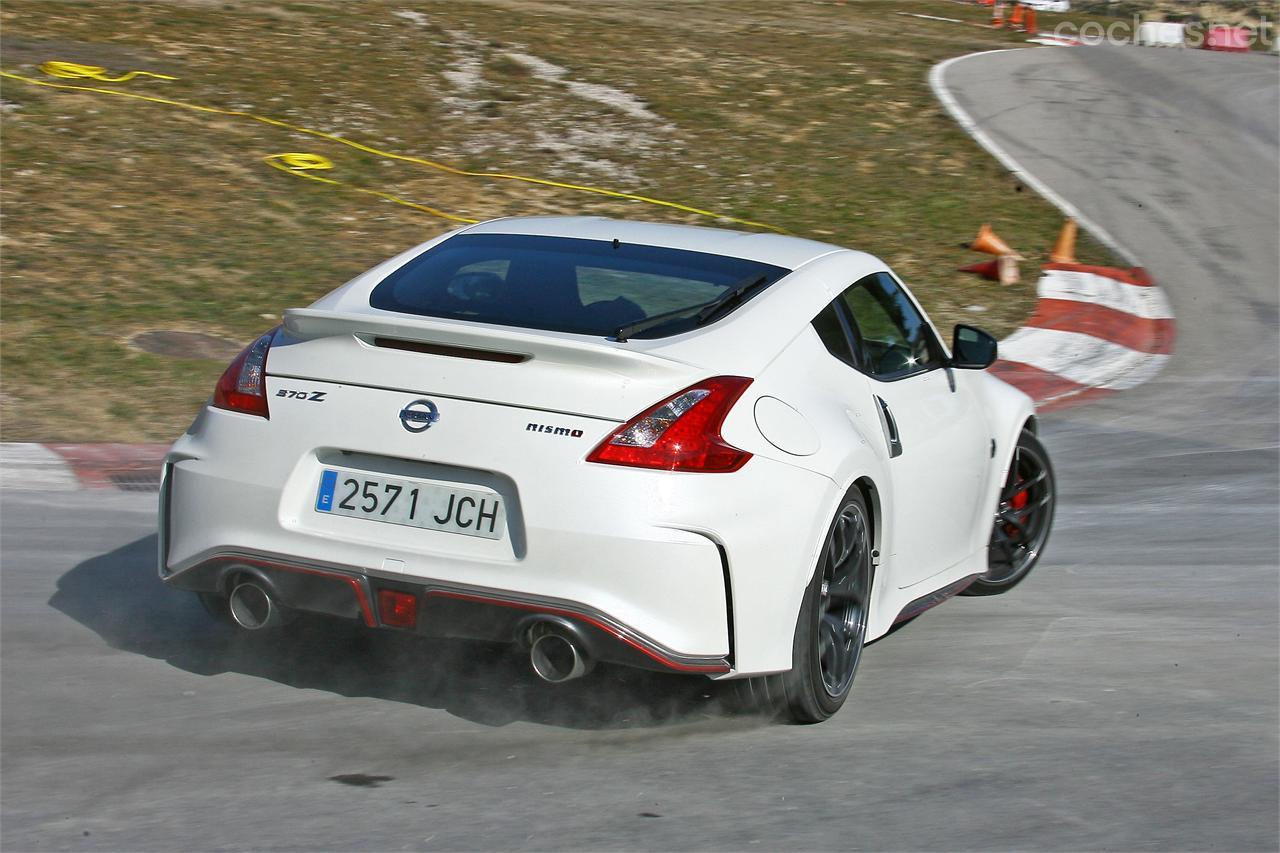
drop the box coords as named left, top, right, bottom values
left=377, top=589, right=418, bottom=629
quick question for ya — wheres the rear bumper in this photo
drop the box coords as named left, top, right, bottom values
left=160, top=400, right=837, bottom=676
left=163, top=548, right=730, bottom=674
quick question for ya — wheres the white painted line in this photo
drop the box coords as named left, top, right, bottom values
left=1000, top=327, right=1171, bottom=390
left=1039, top=269, right=1175, bottom=319
left=0, top=443, right=80, bottom=492
left=929, top=51, right=1142, bottom=267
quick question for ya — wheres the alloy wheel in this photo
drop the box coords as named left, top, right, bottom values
left=987, top=441, right=1055, bottom=584
left=817, top=502, right=871, bottom=697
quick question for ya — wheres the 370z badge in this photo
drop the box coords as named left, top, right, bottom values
left=277, top=389, right=327, bottom=401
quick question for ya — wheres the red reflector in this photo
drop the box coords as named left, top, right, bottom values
left=377, top=589, right=418, bottom=629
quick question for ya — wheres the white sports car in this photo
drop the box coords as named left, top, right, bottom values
left=159, top=216, right=1055, bottom=722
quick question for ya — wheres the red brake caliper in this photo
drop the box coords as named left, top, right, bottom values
left=1004, top=482, right=1029, bottom=538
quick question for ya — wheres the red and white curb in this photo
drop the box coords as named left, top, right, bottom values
left=1, top=442, right=168, bottom=492
left=992, top=262, right=1175, bottom=411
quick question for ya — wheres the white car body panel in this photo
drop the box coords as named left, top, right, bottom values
left=161, top=216, right=1035, bottom=677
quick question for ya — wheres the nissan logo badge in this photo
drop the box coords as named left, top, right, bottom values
left=399, top=399, right=440, bottom=433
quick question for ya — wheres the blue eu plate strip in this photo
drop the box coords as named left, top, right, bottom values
left=315, top=470, right=338, bottom=512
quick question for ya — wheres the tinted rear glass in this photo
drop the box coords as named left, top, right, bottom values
left=369, top=234, right=790, bottom=339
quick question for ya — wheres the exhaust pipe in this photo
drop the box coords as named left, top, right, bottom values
left=527, top=621, right=593, bottom=683
left=227, top=579, right=284, bottom=630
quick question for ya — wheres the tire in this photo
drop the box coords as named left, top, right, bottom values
left=963, top=429, right=1056, bottom=596
left=736, top=488, right=874, bottom=723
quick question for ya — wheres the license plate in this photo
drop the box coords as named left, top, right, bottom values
left=314, top=469, right=505, bottom=540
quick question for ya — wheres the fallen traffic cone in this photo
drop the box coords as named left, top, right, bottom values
left=1009, top=3, right=1025, bottom=30
left=970, top=223, right=1015, bottom=256
left=960, top=259, right=1001, bottom=281
left=1049, top=218, right=1078, bottom=264
left=996, top=253, right=1020, bottom=286
left=960, top=255, right=1020, bottom=286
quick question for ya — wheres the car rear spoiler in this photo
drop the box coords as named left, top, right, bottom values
left=280, top=308, right=694, bottom=380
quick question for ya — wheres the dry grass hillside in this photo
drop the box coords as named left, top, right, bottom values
left=1, top=0, right=1118, bottom=441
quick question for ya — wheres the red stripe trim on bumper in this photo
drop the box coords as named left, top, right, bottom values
left=426, top=590, right=731, bottom=674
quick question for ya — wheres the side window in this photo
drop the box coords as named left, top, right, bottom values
left=838, top=273, right=940, bottom=380
left=811, top=301, right=857, bottom=368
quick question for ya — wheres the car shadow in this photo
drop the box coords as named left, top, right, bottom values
left=49, top=535, right=760, bottom=731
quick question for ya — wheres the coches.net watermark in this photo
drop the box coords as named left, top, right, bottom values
left=1053, top=15, right=1275, bottom=48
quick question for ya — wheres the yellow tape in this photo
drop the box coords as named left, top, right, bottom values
left=2, top=62, right=785, bottom=233
left=39, top=61, right=176, bottom=83
left=263, top=153, right=478, bottom=224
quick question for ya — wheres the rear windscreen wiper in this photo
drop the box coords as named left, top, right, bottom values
left=613, top=274, right=770, bottom=342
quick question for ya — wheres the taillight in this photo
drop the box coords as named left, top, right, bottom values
left=587, top=376, right=753, bottom=472
left=211, top=329, right=276, bottom=418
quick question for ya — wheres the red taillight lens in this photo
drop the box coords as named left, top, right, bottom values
left=377, top=589, right=418, bottom=629
left=586, top=376, right=754, bottom=472
left=211, top=330, right=276, bottom=418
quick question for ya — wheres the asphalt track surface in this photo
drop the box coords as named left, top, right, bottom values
left=3, top=46, right=1277, bottom=851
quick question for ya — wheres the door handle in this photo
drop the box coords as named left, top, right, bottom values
left=874, top=395, right=903, bottom=459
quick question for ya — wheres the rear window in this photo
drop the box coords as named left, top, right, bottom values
left=369, top=234, right=790, bottom=339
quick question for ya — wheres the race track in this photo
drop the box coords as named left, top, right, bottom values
left=3, top=45, right=1277, bottom=851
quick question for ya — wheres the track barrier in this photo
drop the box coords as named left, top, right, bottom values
left=1204, top=26, right=1251, bottom=53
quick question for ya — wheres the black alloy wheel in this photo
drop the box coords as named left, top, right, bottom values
left=814, top=498, right=872, bottom=698
left=965, top=429, right=1056, bottom=596
left=735, top=488, right=873, bottom=723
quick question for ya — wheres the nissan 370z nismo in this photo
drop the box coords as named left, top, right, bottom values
left=159, top=216, right=1055, bottom=723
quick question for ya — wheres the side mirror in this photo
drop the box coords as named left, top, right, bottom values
left=951, top=324, right=998, bottom=370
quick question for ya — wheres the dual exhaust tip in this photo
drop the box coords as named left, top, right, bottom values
left=223, top=574, right=593, bottom=684
left=227, top=579, right=285, bottom=631
left=526, top=619, right=593, bottom=683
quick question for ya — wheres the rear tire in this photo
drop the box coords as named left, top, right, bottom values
left=736, top=488, right=873, bottom=723
left=963, top=429, right=1055, bottom=596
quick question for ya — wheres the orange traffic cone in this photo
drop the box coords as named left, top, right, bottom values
left=970, top=224, right=1015, bottom=256
left=1009, top=3, right=1025, bottom=30
left=1049, top=218, right=1078, bottom=264
left=1024, top=6, right=1037, bottom=33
